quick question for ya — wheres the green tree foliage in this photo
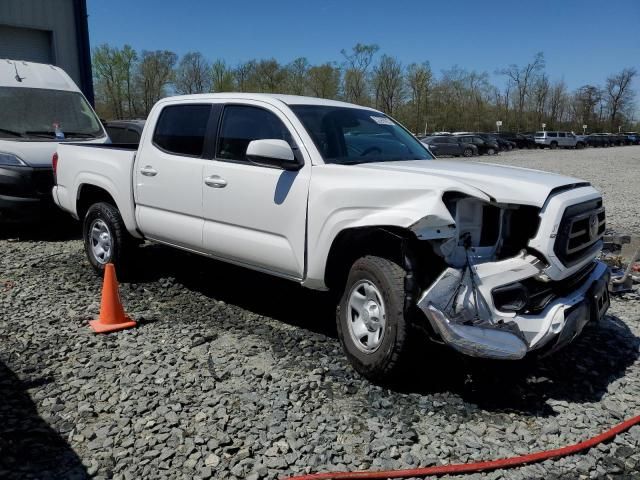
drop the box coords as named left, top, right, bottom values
left=91, top=44, right=639, bottom=132
left=307, top=63, right=341, bottom=99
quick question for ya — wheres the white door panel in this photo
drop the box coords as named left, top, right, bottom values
left=202, top=162, right=309, bottom=278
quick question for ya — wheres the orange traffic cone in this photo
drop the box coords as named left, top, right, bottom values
left=89, top=263, right=137, bottom=333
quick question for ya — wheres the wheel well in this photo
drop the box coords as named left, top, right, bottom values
left=324, top=226, right=443, bottom=292
left=76, top=184, right=117, bottom=221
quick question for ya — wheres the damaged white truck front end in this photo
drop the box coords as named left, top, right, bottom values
left=413, top=182, right=609, bottom=360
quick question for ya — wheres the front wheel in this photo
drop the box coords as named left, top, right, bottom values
left=550, top=141, right=558, bottom=149
left=336, top=256, right=414, bottom=383
left=462, top=147, right=473, bottom=157
left=83, top=202, right=136, bottom=276
left=487, top=148, right=496, bottom=155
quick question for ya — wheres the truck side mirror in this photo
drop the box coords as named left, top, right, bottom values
left=246, top=139, right=302, bottom=171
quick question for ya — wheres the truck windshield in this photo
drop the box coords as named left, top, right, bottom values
left=290, top=105, right=433, bottom=164
left=0, top=87, right=104, bottom=140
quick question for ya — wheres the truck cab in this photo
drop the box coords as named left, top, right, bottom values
left=0, top=59, right=106, bottom=220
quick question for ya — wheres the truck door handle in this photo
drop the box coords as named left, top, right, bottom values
left=204, top=175, right=227, bottom=188
left=140, top=166, right=158, bottom=177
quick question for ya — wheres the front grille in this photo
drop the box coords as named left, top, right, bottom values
left=553, top=198, right=605, bottom=267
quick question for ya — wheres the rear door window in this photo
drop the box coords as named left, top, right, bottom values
left=558, top=132, right=566, bottom=138
left=153, top=104, right=212, bottom=157
left=548, top=132, right=557, bottom=137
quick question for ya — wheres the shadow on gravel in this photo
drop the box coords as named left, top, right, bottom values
left=0, top=359, right=87, bottom=479
left=397, top=313, right=639, bottom=416
left=124, top=244, right=639, bottom=416
left=126, top=244, right=338, bottom=338
left=0, top=214, right=81, bottom=242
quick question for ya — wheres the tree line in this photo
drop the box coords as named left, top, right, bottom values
left=92, top=43, right=638, bottom=134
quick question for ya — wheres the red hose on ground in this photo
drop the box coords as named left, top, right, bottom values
left=283, top=414, right=640, bottom=480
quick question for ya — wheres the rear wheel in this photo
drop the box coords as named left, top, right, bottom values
left=83, top=202, right=137, bottom=276
left=576, top=142, right=585, bottom=149
left=336, top=256, right=414, bottom=383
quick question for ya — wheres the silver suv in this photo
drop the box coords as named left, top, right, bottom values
left=534, top=131, right=585, bottom=149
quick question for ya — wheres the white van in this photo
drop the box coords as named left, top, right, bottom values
left=0, top=59, right=107, bottom=220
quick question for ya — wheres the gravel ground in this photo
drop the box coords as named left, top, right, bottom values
left=1, top=146, right=639, bottom=480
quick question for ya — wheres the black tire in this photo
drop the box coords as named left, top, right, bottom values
left=462, top=147, right=473, bottom=157
left=83, top=202, right=136, bottom=276
left=487, top=148, right=496, bottom=155
left=576, top=142, right=585, bottom=149
left=550, top=141, right=558, bottom=150
left=336, top=256, right=414, bottom=383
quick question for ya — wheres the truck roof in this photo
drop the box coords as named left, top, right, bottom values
left=0, top=59, right=80, bottom=92
left=155, top=92, right=378, bottom=111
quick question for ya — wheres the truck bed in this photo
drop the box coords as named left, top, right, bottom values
left=54, top=142, right=139, bottom=234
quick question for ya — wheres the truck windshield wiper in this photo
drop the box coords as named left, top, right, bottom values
left=24, top=130, right=57, bottom=138
left=0, top=127, right=24, bottom=137
left=63, top=132, right=98, bottom=138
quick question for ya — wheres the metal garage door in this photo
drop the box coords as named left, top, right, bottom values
left=0, top=25, right=53, bottom=63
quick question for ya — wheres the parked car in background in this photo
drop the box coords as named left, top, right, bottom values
left=608, top=133, right=627, bottom=146
left=421, top=135, right=478, bottom=157
left=104, top=120, right=145, bottom=144
left=455, top=134, right=499, bottom=155
left=477, top=133, right=514, bottom=151
left=493, top=132, right=537, bottom=149
left=0, top=60, right=107, bottom=220
left=53, top=93, right=610, bottom=382
left=622, top=132, right=639, bottom=145
left=534, top=131, right=585, bottom=149
left=587, top=134, right=612, bottom=147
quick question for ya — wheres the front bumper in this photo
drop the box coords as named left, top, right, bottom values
left=417, top=254, right=610, bottom=360
left=0, top=165, right=55, bottom=219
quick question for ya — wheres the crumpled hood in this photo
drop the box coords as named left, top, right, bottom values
left=0, top=137, right=107, bottom=167
left=355, top=160, right=589, bottom=206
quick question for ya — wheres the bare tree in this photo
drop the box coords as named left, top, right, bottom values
left=234, top=60, right=257, bottom=92
left=531, top=74, right=549, bottom=127
left=605, top=67, right=637, bottom=129
left=372, top=55, right=404, bottom=115
left=498, top=52, right=545, bottom=130
left=405, top=62, right=432, bottom=133
left=341, top=43, right=379, bottom=104
left=548, top=80, right=567, bottom=127
left=136, top=50, right=177, bottom=116
left=285, top=57, right=309, bottom=95
left=211, top=60, right=235, bottom=92
left=174, top=52, right=211, bottom=94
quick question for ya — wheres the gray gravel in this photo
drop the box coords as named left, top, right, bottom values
left=1, top=146, right=639, bottom=480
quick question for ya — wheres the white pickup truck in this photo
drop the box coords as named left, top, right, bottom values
left=53, top=93, right=610, bottom=382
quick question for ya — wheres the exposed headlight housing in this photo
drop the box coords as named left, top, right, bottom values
left=0, top=152, right=27, bottom=166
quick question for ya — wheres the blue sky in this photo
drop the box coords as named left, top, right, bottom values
left=87, top=0, right=640, bottom=93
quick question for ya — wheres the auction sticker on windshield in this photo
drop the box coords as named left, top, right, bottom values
left=370, top=116, right=395, bottom=125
